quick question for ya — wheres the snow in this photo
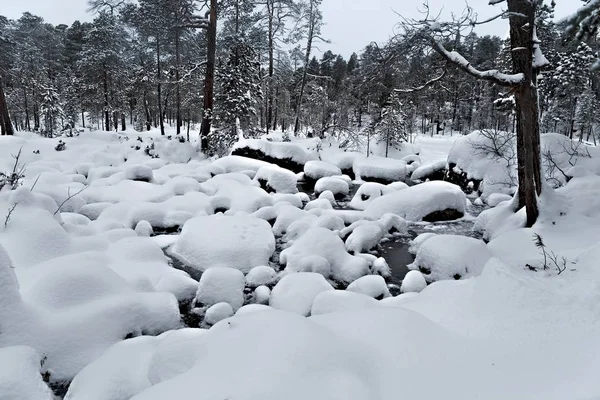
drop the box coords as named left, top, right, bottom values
left=0, top=346, right=54, bottom=400
left=124, top=164, right=154, bottom=182
left=486, top=192, right=512, bottom=207
left=410, top=159, right=447, bottom=181
left=314, top=176, right=349, bottom=197
left=365, top=181, right=466, bottom=221
left=232, top=139, right=318, bottom=166
left=205, top=302, right=235, bottom=326
left=170, top=214, right=275, bottom=273
left=254, top=165, right=298, bottom=194
left=400, top=270, right=428, bottom=293
left=253, top=285, right=271, bottom=305
left=346, top=275, right=391, bottom=299
left=311, top=290, right=379, bottom=315
left=408, top=232, right=437, bottom=255
left=303, top=160, right=342, bottom=180
left=408, top=234, right=492, bottom=282
left=245, top=265, right=278, bottom=288
left=195, top=267, right=246, bottom=310
left=280, top=227, right=370, bottom=284
left=344, top=222, right=384, bottom=253
left=270, top=273, right=334, bottom=316
left=353, top=155, right=407, bottom=182
left=348, top=182, right=395, bottom=210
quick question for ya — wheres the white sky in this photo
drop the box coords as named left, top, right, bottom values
left=0, top=0, right=582, bottom=58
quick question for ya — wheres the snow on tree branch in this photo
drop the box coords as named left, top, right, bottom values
left=394, top=68, right=447, bottom=93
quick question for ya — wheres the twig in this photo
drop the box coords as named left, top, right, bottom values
left=53, top=186, right=88, bottom=215
left=4, top=203, right=17, bottom=227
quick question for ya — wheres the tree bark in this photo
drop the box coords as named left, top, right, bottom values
left=266, top=0, right=274, bottom=135
left=156, top=36, right=165, bottom=136
left=0, top=77, right=14, bottom=136
left=294, top=0, right=316, bottom=134
left=200, top=0, right=217, bottom=151
left=508, top=0, right=541, bottom=227
left=103, top=67, right=110, bottom=132
left=175, top=28, right=182, bottom=135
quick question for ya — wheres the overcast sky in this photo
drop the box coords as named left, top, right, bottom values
left=2, top=0, right=581, bottom=58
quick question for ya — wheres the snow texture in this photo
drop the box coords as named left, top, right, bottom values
left=269, top=273, right=334, bottom=316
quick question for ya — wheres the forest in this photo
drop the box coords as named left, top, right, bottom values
left=1, top=0, right=598, bottom=152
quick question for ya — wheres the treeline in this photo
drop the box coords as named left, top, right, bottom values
left=0, top=1, right=598, bottom=151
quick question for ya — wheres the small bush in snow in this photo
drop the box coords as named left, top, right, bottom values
left=54, top=140, right=67, bottom=152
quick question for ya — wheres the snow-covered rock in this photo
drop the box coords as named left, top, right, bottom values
left=408, top=233, right=437, bottom=255
left=253, top=285, right=271, bottom=304
left=204, top=302, right=234, bottom=326
left=281, top=227, right=369, bottom=283
left=346, top=275, right=391, bottom=299
left=486, top=193, right=512, bottom=207
left=254, top=165, right=298, bottom=194
left=231, top=139, right=318, bottom=172
left=195, top=267, right=246, bottom=310
left=314, top=176, right=349, bottom=198
left=304, top=160, right=342, bottom=180
left=408, top=234, right=491, bottom=282
left=400, top=270, right=427, bottom=293
left=410, top=160, right=447, bottom=182
left=344, top=223, right=384, bottom=254
left=348, top=182, right=394, bottom=210
left=0, top=346, right=54, bottom=400
left=353, top=155, right=407, bottom=183
left=125, top=164, right=154, bottom=182
left=365, top=181, right=466, bottom=222
left=245, top=266, right=278, bottom=288
left=171, top=214, right=275, bottom=273
left=269, top=273, right=334, bottom=316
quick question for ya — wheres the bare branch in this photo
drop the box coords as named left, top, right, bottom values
left=395, top=68, right=447, bottom=93
left=54, top=187, right=88, bottom=216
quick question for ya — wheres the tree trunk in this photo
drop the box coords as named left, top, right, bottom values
left=156, top=37, right=165, bottom=136
left=143, top=90, right=151, bottom=131
left=293, top=0, right=316, bottom=135
left=121, top=112, right=126, bottom=131
left=266, top=0, right=274, bottom=135
left=200, top=0, right=217, bottom=151
left=23, top=88, right=30, bottom=131
left=175, top=29, right=182, bottom=135
left=0, top=77, right=14, bottom=136
left=508, top=0, right=541, bottom=228
left=103, top=68, right=110, bottom=132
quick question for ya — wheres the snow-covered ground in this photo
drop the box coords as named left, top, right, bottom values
left=1, top=130, right=600, bottom=400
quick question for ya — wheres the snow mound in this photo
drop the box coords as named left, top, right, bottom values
left=245, top=266, right=278, bottom=288
left=231, top=139, right=318, bottom=172
left=410, top=160, right=447, bottom=182
left=0, top=346, right=54, bottom=400
left=408, top=233, right=438, bottom=255
left=486, top=193, right=512, bottom=207
left=311, top=290, right=379, bottom=315
left=281, top=227, right=370, bottom=283
left=125, top=164, right=154, bottom=182
left=318, top=190, right=337, bottom=206
left=344, top=223, right=384, bottom=254
left=314, top=176, right=349, bottom=197
left=400, top=270, right=427, bottom=293
left=346, top=275, right=391, bottom=299
left=195, top=267, right=245, bottom=310
left=348, top=182, right=394, bottom=210
left=270, top=273, right=334, bottom=316
left=408, top=234, right=491, bottom=282
left=353, top=155, right=407, bottom=183
left=205, top=302, right=234, bottom=326
left=304, top=198, right=333, bottom=211
left=254, top=166, right=298, bottom=194
left=304, top=160, right=342, bottom=180
left=253, top=285, right=271, bottom=304
left=171, top=214, right=275, bottom=272
left=365, top=181, right=466, bottom=222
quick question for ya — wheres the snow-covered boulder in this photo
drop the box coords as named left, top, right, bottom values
left=231, top=139, right=318, bottom=173
left=303, top=160, right=342, bottom=180
left=408, top=233, right=437, bottom=255
left=204, top=302, right=234, bottom=326
left=311, top=290, right=379, bottom=315
left=269, top=272, right=334, bottom=316
left=353, top=155, right=407, bottom=183
left=281, top=227, right=370, bottom=284
left=348, top=182, right=394, bottom=210
left=253, top=285, right=271, bottom=304
left=486, top=193, right=512, bottom=207
left=408, top=234, right=491, bottom=282
left=254, top=166, right=298, bottom=194
left=195, top=267, right=246, bottom=310
left=125, top=164, right=154, bottom=182
left=365, top=181, right=466, bottom=222
left=410, top=160, right=447, bottom=182
left=400, top=270, right=427, bottom=293
left=245, top=266, right=278, bottom=288
left=0, top=346, right=54, bottom=400
left=314, top=176, right=349, bottom=198
left=346, top=275, right=391, bottom=300
left=344, top=222, right=384, bottom=254
left=171, top=214, right=275, bottom=273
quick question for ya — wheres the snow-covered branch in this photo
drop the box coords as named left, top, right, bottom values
left=394, top=68, right=447, bottom=93
left=429, top=36, right=524, bottom=87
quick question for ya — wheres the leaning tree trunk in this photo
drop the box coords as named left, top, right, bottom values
left=200, top=0, right=217, bottom=151
left=0, top=77, right=14, bottom=136
left=508, top=0, right=542, bottom=227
